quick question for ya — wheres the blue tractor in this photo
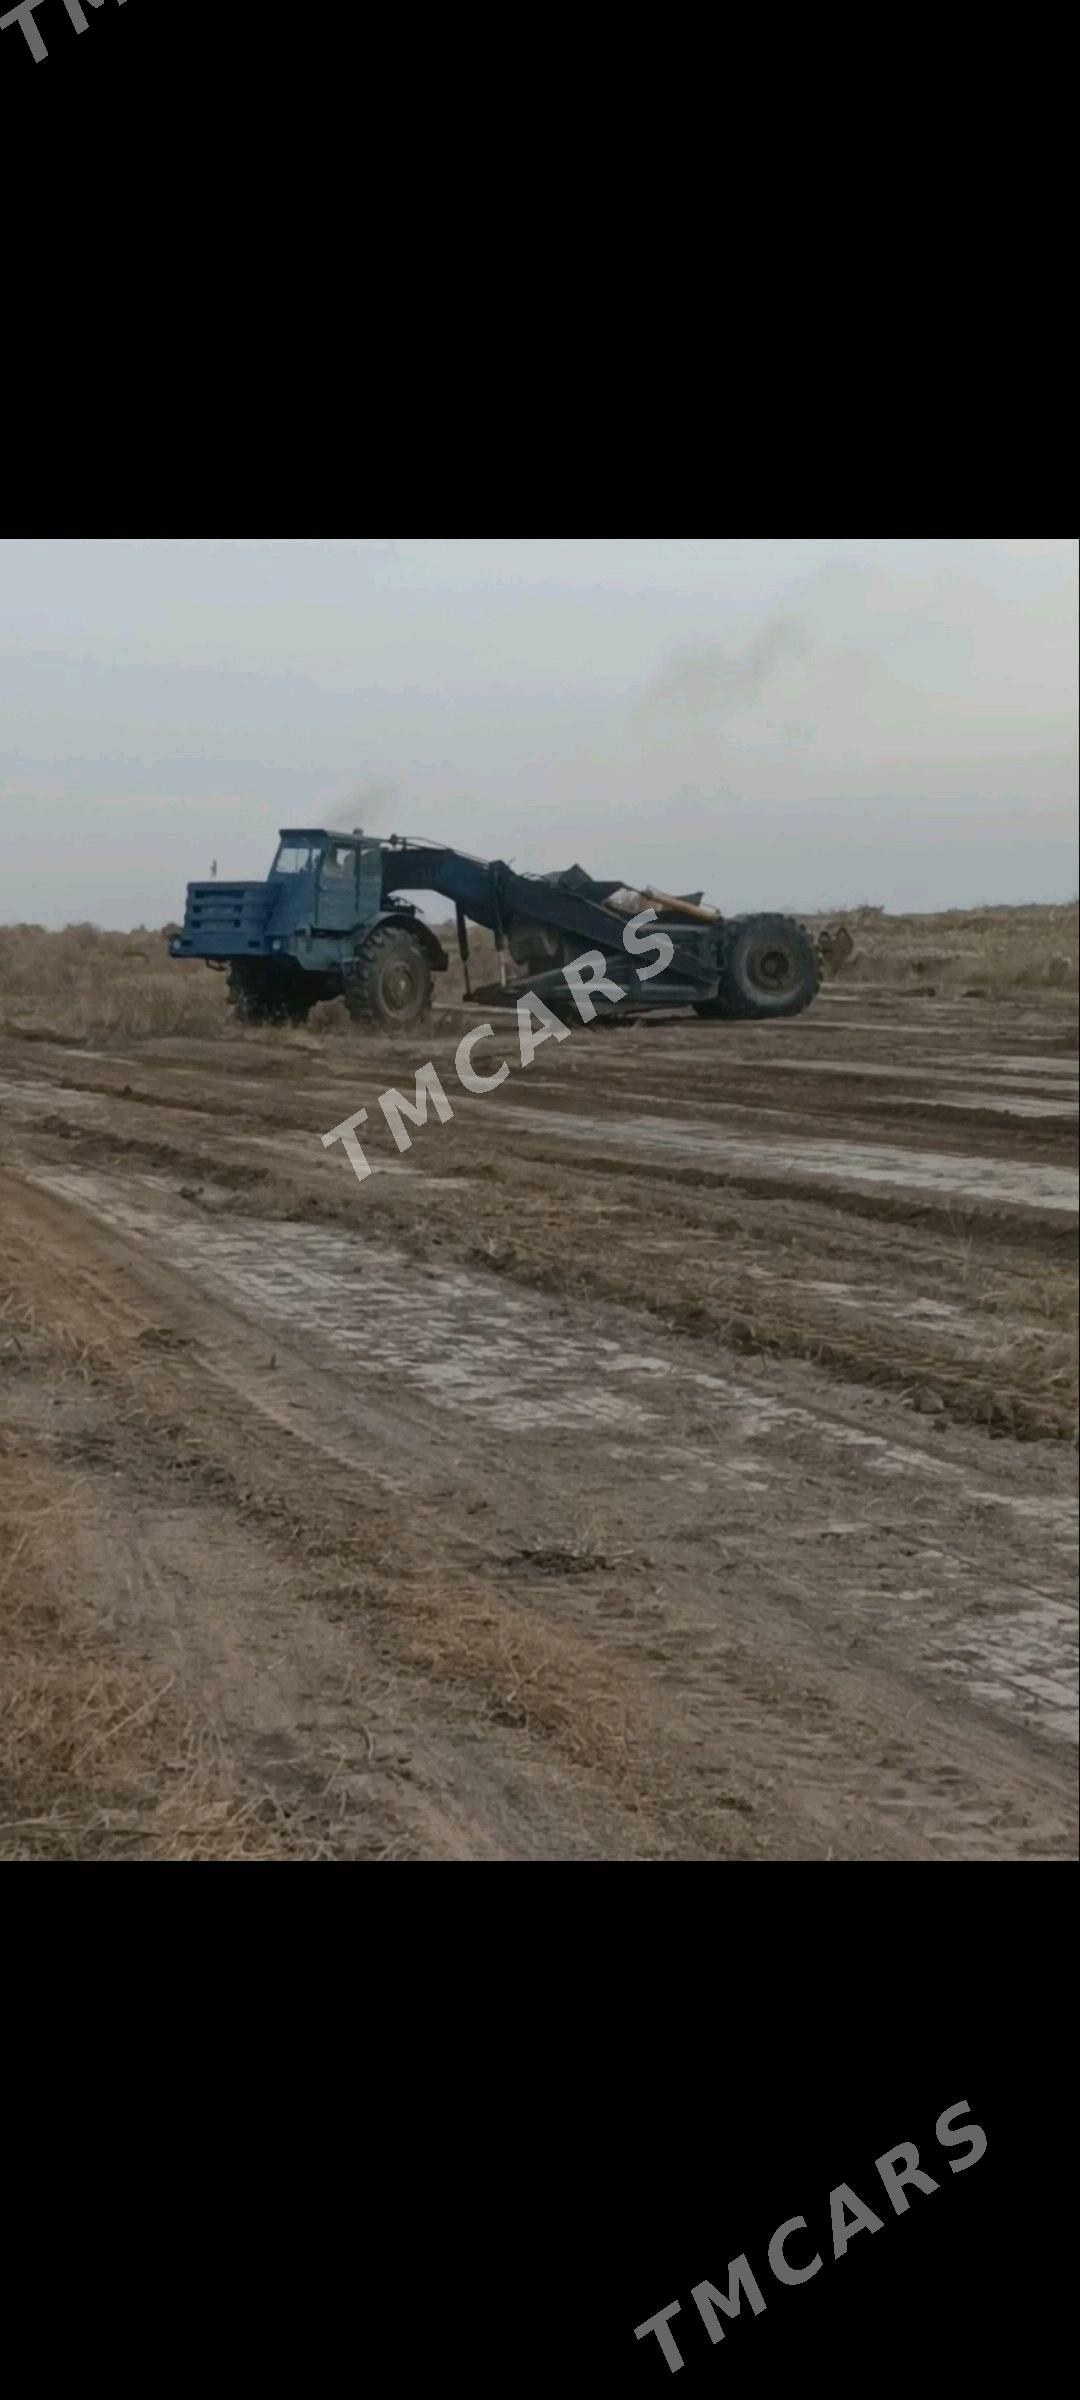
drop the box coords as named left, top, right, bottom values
left=168, top=827, right=822, bottom=1030
left=168, top=829, right=449, bottom=1029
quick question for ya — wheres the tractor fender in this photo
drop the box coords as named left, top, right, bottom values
left=362, top=911, right=449, bottom=974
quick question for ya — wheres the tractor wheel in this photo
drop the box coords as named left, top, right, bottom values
left=345, top=925, right=432, bottom=1032
left=695, top=914, right=822, bottom=1022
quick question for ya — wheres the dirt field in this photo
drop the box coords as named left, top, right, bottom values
left=1, top=952, right=1077, bottom=1859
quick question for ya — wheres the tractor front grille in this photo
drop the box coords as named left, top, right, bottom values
left=173, top=881, right=271, bottom=954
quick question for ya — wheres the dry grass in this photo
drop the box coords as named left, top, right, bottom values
left=0, top=1273, right=703, bottom=1860
left=0, top=1482, right=295, bottom=1861
left=0, top=922, right=230, bottom=1040
left=0, top=1297, right=295, bottom=1860
left=1, top=904, right=1074, bottom=1043
left=808, top=900, right=1078, bottom=998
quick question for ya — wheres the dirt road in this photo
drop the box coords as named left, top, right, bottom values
left=1, top=985, right=1076, bottom=1858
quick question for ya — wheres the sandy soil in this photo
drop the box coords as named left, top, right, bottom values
left=0, top=984, right=1076, bottom=1858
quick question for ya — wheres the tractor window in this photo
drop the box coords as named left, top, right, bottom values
left=272, top=843, right=314, bottom=875
left=321, top=844, right=356, bottom=881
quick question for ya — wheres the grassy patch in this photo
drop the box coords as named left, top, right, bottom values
left=1, top=904, right=1075, bottom=1041
left=0, top=922, right=230, bottom=1040
left=809, top=900, right=1078, bottom=997
left=0, top=1297, right=295, bottom=1860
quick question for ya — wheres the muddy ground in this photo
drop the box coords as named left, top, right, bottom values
left=1, top=983, right=1076, bottom=1859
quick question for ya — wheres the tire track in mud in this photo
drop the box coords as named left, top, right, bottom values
left=2, top=1001, right=1076, bottom=1859
left=3, top=1039, right=1076, bottom=1433
left=15, top=1162, right=1078, bottom=1862
left=0, top=1175, right=697, bottom=1859
left=496, top=1105, right=1079, bottom=1214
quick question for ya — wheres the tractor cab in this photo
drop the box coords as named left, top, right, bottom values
left=266, top=827, right=384, bottom=938
left=169, top=826, right=388, bottom=959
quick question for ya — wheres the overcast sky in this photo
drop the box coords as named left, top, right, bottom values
left=0, top=537, right=1076, bottom=928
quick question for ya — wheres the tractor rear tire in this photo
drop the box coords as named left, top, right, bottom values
left=695, top=914, right=822, bottom=1021
left=345, top=925, right=432, bottom=1032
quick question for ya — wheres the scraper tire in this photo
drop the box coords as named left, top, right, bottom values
left=696, top=915, right=822, bottom=1021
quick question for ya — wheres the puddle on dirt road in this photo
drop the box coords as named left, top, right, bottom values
left=876, top=1091, right=1077, bottom=1121
left=965, top=1056, right=1080, bottom=1078
left=28, top=1169, right=659, bottom=1435
left=927, top=1592, right=1079, bottom=1745
left=580, top=1065, right=1077, bottom=1124
left=0, top=1075, right=108, bottom=1118
left=711, top=1055, right=1079, bottom=1100
left=499, top=1106, right=1079, bottom=1213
